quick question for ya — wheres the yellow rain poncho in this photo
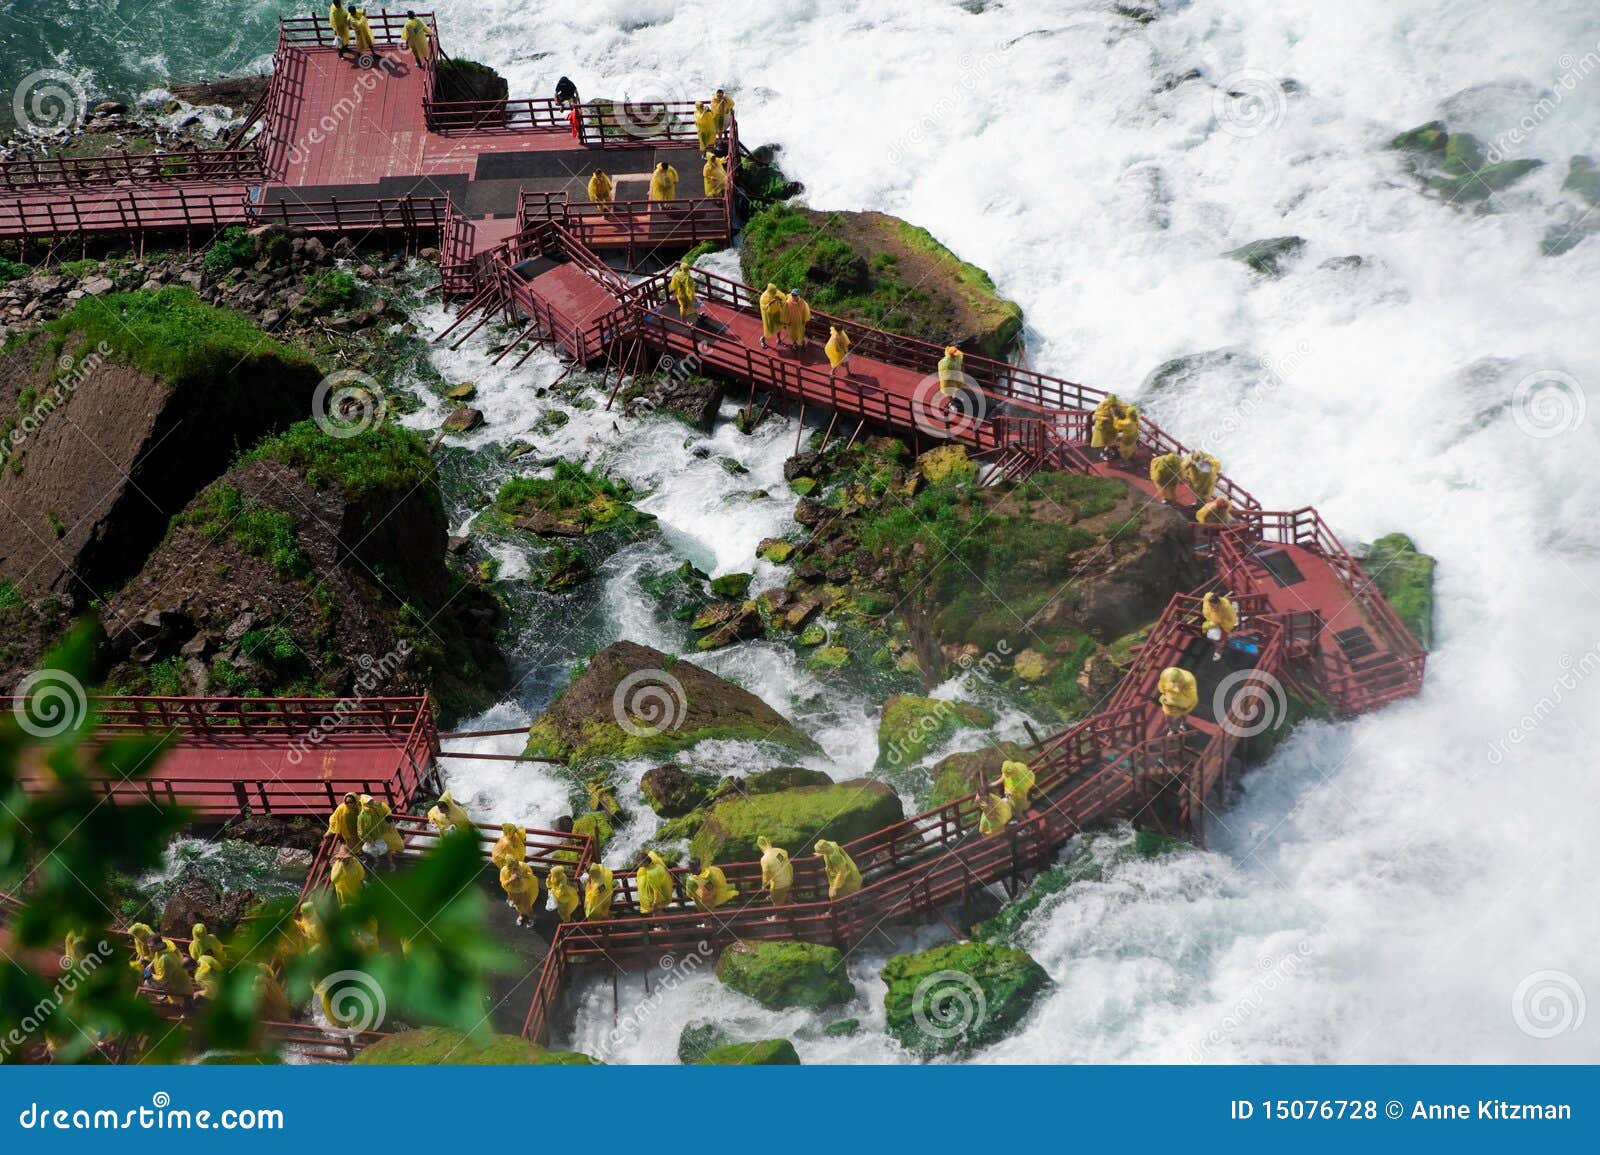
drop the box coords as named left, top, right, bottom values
left=294, top=902, right=323, bottom=950
left=63, top=929, right=87, bottom=969
left=327, top=792, right=362, bottom=852
left=977, top=793, right=1013, bottom=837
left=1181, top=451, right=1221, bottom=501
left=329, top=2, right=352, bottom=47
left=694, top=101, right=717, bottom=152
left=814, top=839, right=861, bottom=900
left=351, top=8, right=376, bottom=55
left=669, top=260, right=696, bottom=316
left=402, top=14, right=430, bottom=62
left=490, top=823, right=526, bottom=870
left=1090, top=394, right=1122, bottom=449
left=127, top=922, right=157, bottom=972
left=649, top=162, right=679, bottom=201
left=1195, top=496, right=1233, bottom=526
left=546, top=866, right=581, bottom=922
left=331, top=853, right=366, bottom=908
left=781, top=292, right=811, bottom=345
left=757, top=836, right=793, bottom=905
left=702, top=152, right=727, bottom=197
left=825, top=326, right=850, bottom=370
left=1149, top=452, right=1183, bottom=501
left=1202, top=592, right=1239, bottom=634
left=685, top=863, right=739, bottom=911
left=1113, top=405, right=1140, bottom=460
left=357, top=794, right=404, bottom=856
left=194, top=955, right=223, bottom=1000
left=1000, top=759, right=1036, bottom=813
left=587, top=170, right=613, bottom=204
left=1158, top=666, right=1199, bottom=720
left=937, top=345, right=964, bottom=395
left=636, top=851, right=676, bottom=915
left=255, top=964, right=292, bottom=1022
left=499, top=861, right=539, bottom=919
left=710, top=89, right=735, bottom=131
left=189, top=923, right=225, bottom=965
left=426, top=790, right=474, bottom=838
left=151, top=940, right=193, bottom=999
left=759, top=284, right=785, bottom=341
left=584, top=864, right=615, bottom=920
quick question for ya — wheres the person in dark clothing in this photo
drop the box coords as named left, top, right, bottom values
left=554, top=76, right=580, bottom=107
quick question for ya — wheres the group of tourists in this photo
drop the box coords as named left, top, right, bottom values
left=327, top=3, right=432, bottom=68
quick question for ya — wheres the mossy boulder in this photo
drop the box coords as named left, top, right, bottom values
left=740, top=205, right=1023, bottom=359
left=491, top=461, right=654, bottom=537
left=928, top=741, right=1029, bottom=808
left=882, top=942, right=1050, bottom=1057
left=877, top=695, right=993, bottom=772
left=1362, top=532, right=1435, bottom=651
left=695, top=1038, right=801, bottom=1065
left=1564, top=155, right=1600, bottom=208
left=432, top=59, right=509, bottom=107
left=710, top=572, right=753, bottom=599
left=640, top=559, right=717, bottom=623
left=718, top=941, right=854, bottom=1010
left=571, top=811, right=614, bottom=849
left=678, top=1020, right=733, bottom=1063
left=1389, top=121, right=1543, bottom=204
left=640, top=764, right=718, bottom=817
left=807, top=644, right=850, bottom=670
left=757, top=538, right=796, bottom=563
left=1222, top=236, right=1306, bottom=277
left=690, top=778, right=903, bottom=864
left=918, top=444, right=978, bottom=486
left=354, top=1027, right=598, bottom=1065
left=823, top=1018, right=860, bottom=1038
left=525, top=640, right=815, bottom=763
left=743, top=765, right=834, bottom=793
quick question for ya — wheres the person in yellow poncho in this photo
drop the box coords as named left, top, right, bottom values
left=255, top=963, right=293, bottom=1022
left=189, top=922, right=225, bottom=965
left=702, top=152, right=727, bottom=197
left=649, top=161, right=678, bottom=201
left=1090, top=393, right=1123, bottom=459
left=357, top=793, right=405, bottom=860
left=545, top=866, right=581, bottom=922
left=294, top=901, right=324, bottom=950
left=127, top=922, right=157, bottom=974
left=1181, top=450, right=1221, bottom=502
left=426, top=790, right=474, bottom=838
left=999, top=759, right=1036, bottom=814
left=757, top=836, right=792, bottom=908
left=63, top=929, right=88, bottom=969
left=587, top=169, right=613, bottom=205
left=937, top=345, right=964, bottom=395
left=194, top=955, right=223, bottom=1001
left=758, top=283, right=785, bottom=348
left=1149, top=452, right=1183, bottom=502
left=1201, top=591, right=1240, bottom=662
left=499, top=860, right=539, bottom=926
left=693, top=101, right=717, bottom=152
left=710, top=88, right=735, bottom=132
left=976, top=791, right=1013, bottom=837
left=781, top=291, right=811, bottom=346
left=329, top=0, right=353, bottom=59
left=350, top=8, right=376, bottom=59
left=150, top=939, right=193, bottom=1003
left=814, top=839, right=861, bottom=899
left=635, top=850, right=676, bottom=916
left=327, top=792, right=362, bottom=853
left=1195, top=495, right=1233, bottom=526
left=668, top=258, right=696, bottom=318
left=684, top=857, right=738, bottom=912
left=1113, top=404, right=1141, bottom=461
left=582, top=864, right=615, bottom=920
left=825, top=326, right=851, bottom=378
left=331, top=851, right=366, bottom=908
left=1158, top=666, right=1199, bottom=730
left=490, top=822, right=525, bottom=870
left=401, top=10, right=430, bottom=67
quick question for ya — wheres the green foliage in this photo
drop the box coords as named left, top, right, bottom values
left=717, top=941, right=854, bottom=1010
left=305, top=269, right=361, bottom=312
left=181, top=484, right=310, bottom=580
left=742, top=205, right=923, bottom=327
left=882, top=941, right=1050, bottom=1057
left=0, top=580, right=20, bottom=609
left=492, top=460, right=653, bottom=535
left=354, top=1026, right=596, bottom=1065
left=690, top=778, right=902, bottom=864
left=694, top=1038, right=800, bottom=1065
left=0, top=258, right=30, bottom=284
left=203, top=226, right=256, bottom=273
left=1364, top=532, right=1435, bottom=650
left=42, top=287, right=312, bottom=387
left=245, top=421, right=435, bottom=498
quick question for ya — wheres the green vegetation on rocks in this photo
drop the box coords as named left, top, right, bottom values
left=690, top=777, right=902, bottom=864
left=491, top=460, right=654, bottom=536
left=354, top=1027, right=597, bottom=1065
left=1363, top=532, right=1436, bottom=650
left=877, top=694, right=993, bottom=772
left=882, top=941, right=1050, bottom=1057
left=694, top=1038, right=801, bottom=1065
left=1389, top=120, right=1543, bottom=205
left=1222, top=236, right=1305, bottom=277
left=928, top=741, right=1029, bottom=808
left=718, top=941, right=854, bottom=1010
left=244, top=420, right=435, bottom=500
left=677, top=1020, right=732, bottom=1063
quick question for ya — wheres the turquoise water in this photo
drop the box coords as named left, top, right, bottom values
left=1, top=0, right=297, bottom=132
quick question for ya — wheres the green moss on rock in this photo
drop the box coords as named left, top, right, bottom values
left=1363, top=532, right=1435, bottom=650
left=710, top=572, right=753, bottom=599
left=678, top=1020, right=733, bottom=1063
left=718, top=940, right=854, bottom=1010
left=882, top=941, right=1050, bottom=1057
left=928, top=741, right=1028, bottom=808
left=695, top=1038, right=801, bottom=1065
left=877, top=694, right=993, bottom=772
left=354, top=1027, right=598, bottom=1065
left=690, top=778, right=902, bottom=864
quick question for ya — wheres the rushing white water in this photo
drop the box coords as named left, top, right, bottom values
left=377, top=0, right=1600, bottom=1062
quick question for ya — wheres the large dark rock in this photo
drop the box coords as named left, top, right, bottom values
left=159, top=877, right=257, bottom=937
